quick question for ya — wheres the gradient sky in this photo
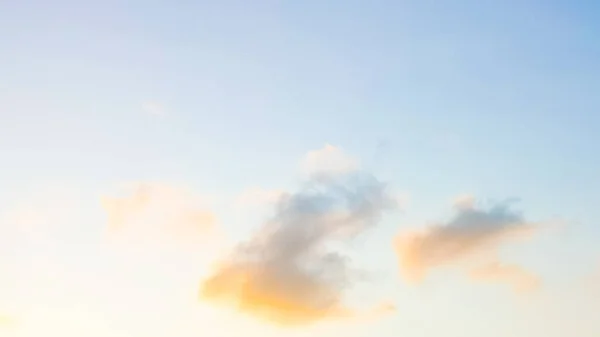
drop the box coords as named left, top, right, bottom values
left=1, top=1, right=600, bottom=336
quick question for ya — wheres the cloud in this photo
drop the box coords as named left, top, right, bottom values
left=101, top=183, right=215, bottom=246
left=141, top=101, right=166, bottom=117
left=235, top=188, right=286, bottom=207
left=394, top=199, right=538, bottom=287
left=200, top=145, right=397, bottom=326
left=364, top=301, right=397, bottom=320
left=581, top=261, right=600, bottom=293
left=0, top=183, right=86, bottom=244
left=301, top=144, right=358, bottom=176
left=393, top=193, right=411, bottom=211
left=468, top=261, right=540, bottom=293
left=452, top=193, right=475, bottom=210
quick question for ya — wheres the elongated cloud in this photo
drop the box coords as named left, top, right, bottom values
left=468, top=261, right=540, bottom=293
left=101, top=183, right=215, bottom=245
left=453, top=194, right=475, bottom=210
left=235, top=187, right=286, bottom=207
left=394, top=199, right=538, bottom=287
left=200, top=145, right=398, bottom=325
left=0, top=184, right=85, bottom=242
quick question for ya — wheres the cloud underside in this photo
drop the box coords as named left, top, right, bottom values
left=395, top=200, right=540, bottom=292
left=200, top=145, right=397, bottom=325
left=201, top=262, right=350, bottom=325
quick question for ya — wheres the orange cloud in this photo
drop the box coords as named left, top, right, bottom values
left=101, top=183, right=215, bottom=245
left=468, top=261, right=541, bottom=293
left=394, top=199, right=539, bottom=289
left=201, top=265, right=396, bottom=326
left=200, top=262, right=351, bottom=325
left=200, top=145, right=397, bottom=326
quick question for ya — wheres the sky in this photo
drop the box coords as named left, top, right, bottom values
left=1, top=0, right=600, bottom=336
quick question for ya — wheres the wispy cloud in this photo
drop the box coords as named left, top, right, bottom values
left=301, top=144, right=358, bottom=176
left=452, top=193, right=475, bottom=210
left=200, top=145, right=398, bottom=325
left=468, top=261, right=540, bottom=293
left=101, top=183, right=215, bottom=246
left=235, top=187, right=286, bottom=207
left=394, top=198, right=540, bottom=291
left=581, top=260, right=600, bottom=293
left=141, top=101, right=167, bottom=117
left=0, top=183, right=85, bottom=243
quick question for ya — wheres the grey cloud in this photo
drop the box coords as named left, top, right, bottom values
left=395, top=201, right=537, bottom=284
left=200, top=170, right=397, bottom=325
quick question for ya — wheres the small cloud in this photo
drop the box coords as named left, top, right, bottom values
left=235, top=188, right=286, bottom=207
left=468, top=261, right=541, bottom=293
left=393, top=193, right=411, bottom=210
left=200, top=145, right=397, bottom=326
left=141, top=101, right=166, bottom=117
left=581, top=261, right=600, bottom=292
left=453, top=194, right=475, bottom=210
left=394, top=199, right=539, bottom=289
left=301, top=144, right=358, bottom=176
left=368, top=301, right=397, bottom=317
left=0, top=184, right=85, bottom=243
left=101, top=183, right=215, bottom=246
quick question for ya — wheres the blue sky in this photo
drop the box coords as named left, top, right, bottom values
left=1, top=1, right=600, bottom=336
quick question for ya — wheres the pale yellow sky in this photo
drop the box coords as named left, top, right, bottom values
left=1, top=146, right=599, bottom=337
left=0, top=146, right=398, bottom=337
